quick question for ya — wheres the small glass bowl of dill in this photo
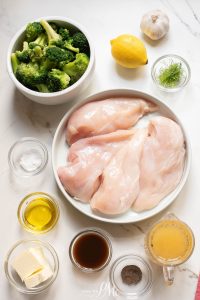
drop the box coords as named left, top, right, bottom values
left=151, top=54, right=191, bottom=92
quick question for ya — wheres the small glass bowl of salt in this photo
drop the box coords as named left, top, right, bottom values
left=8, top=137, right=48, bottom=177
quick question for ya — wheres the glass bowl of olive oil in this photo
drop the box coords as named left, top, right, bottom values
left=151, top=54, right=191, bottom=92
left=18, top=192, right=60, bottom=234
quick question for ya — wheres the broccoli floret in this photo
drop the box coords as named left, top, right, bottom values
left=40, top=19, right=61, bottom=45
left=16, top=41, right=30, bottom=63
left=47, top=69, right=70, bottom=92
left=11, top=53, right=19, bottom=74
left=29, top=33, right=47, bottom=49
left=16, top=63, right=47, bottom=88
left=45, top=46, right=69, bottom=63
left=63, top=50, right=75, bottom=63
left=58, top=51, right=75, bottom=67
left=29, top=45, right=44, bottom=63
left=39, top=56, right=57, bottom=72
left=39, top=48, right=62, bottom=71
left=50, top=39, right=65, bottom=48
left=33, top=46, right=43, bottom=56
left=62, top=53, right=89, bottom=84
left=59, top=28, right=70, bottom=40
left=36, top=83, right=50, bottom=93
left=28, top=34, right=47, bottom=63
left=72, top=32, right=90, bottom=54
left=25, top=22, right=44, bottom=42
left=39, top=47, right=74, bottom=72
left=63, top=38, right=79, bottom=53
left=16, top=51, right=30, bottom=63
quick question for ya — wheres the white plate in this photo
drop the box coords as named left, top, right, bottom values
left=52, top=89, right=191, bottom=224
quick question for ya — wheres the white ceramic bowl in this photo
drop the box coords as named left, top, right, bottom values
left=7, top=16, right=95, bottom=105
left=52, top=89, right=191, bottom=224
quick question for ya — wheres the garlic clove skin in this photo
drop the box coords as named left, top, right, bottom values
left=140, top=10, right=169, bottom=41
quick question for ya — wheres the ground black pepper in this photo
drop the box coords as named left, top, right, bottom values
left=121, top=265, right=142, bottom=285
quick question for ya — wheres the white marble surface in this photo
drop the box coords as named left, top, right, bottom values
left=1, top=0, right=200, bottom=299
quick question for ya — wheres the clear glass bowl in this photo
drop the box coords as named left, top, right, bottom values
left=69, top=227, right=112, bottom=272
left=8, top=137, right=48, bottom=177
left=151, top=54, right=191, bottom=92
left=17, top=192, right=60, bottom=234
left=109, top=254, right=152, bottom=299
left=4, top=239, right=59, bottom=294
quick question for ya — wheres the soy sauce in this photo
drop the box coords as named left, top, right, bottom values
left=73, top=232, right=110, bottom=269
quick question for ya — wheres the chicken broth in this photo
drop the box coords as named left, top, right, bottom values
left=147, top=219, right=194, bottom=265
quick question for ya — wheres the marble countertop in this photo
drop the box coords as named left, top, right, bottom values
left=1, top=0, right=200, bottom=299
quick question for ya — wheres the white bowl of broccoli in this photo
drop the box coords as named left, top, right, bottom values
left=7, top=16, right=95, bottom=105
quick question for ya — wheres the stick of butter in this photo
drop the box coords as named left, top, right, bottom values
left=11, top=247, right=53, bottom=288
left=24, top=265, right=53, bottom=288
left=11, top=249, right=43, bottom=281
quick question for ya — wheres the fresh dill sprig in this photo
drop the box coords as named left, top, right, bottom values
left=158, top=62, right=183, bottom=88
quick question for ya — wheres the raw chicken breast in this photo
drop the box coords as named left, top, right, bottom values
left=132, top=116, right=185, bottom=212
left=58, top=130, right=135, bottom=202
left=91, top=128, right=148, bottom=215
left=66, top=98, right=157, bottom=144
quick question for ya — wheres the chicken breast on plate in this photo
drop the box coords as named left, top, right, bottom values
left=132, top=116, right=185, bottom=212
left=58, top=130, right=135, bottom=202
left=66, top=98, right=157, bottom=144
left=91, top=128, right=148, bottom=215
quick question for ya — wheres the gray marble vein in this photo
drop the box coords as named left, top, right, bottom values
left=161, top=0, right=200, bottom=38
left=120, top=223, right=145, bottom=234
left=178, top=266, right=198, bottom=279
left=185, top=0, right=200, bottom=24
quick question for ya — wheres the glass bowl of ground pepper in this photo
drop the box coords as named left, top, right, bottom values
left=109, top=254, right=153, bottom=299
left=17, top=192, right=60, bottom=234
left=151, top=54, right=191, bottom=92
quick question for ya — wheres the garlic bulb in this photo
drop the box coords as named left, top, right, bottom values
left=140, top=10, right=169, bottom=40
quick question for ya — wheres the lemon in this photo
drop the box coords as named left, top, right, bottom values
left=110, top=34, right=148, bottom=68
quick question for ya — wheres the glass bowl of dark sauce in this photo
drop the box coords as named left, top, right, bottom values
left=69, top=228, right=112, bottom=272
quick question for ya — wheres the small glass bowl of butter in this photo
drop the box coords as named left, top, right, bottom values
left=4, top=239, right=59, bottom=294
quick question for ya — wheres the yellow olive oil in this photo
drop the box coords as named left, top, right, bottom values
left=24, top=197, right=58, bottom=232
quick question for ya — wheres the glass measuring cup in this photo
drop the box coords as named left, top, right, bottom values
left=145, top=213, right=195, bottom=285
